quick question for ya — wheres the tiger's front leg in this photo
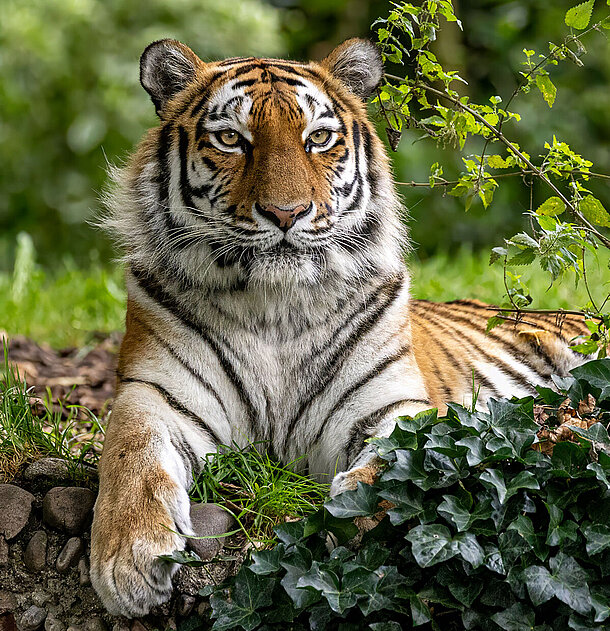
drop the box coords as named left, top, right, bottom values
left=90, top=383, right=218, bottom=618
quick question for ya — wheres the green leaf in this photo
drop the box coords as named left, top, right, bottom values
left=536, top=196, right=565, bottom=217
left=490, top=246, right=509, bottom=265
left=580, top=195, right=610, bottom=228
left=382, top=449, right=439, bottom=490
left=297, top=561, right=357, bottom=614
left=210, top=569, right=275, bottom=631
left=570, top=359, right=610, bottom=401
left=508, top=248, right=536, bottom=266
left=249, top=545, right=284, bottom=575
left=406, top=524, right=457, bottom=567
left=491, top=602, right=536, bottom=631
left=522, top=564, right=556, bottom=606
left=568, top=423, right=610, bottom=447
left=536, top=74, right=557, bottom=107
left=583, top=524, right=610, bottom=556
left=565, top=0, right=595, bottom=29
left=325, top=482, right=379, bottom=518
left=453, top=532, right=485, bottom=568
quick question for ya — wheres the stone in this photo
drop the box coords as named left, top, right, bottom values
left=130, top=623, right=146, bottom=631
left=23, top=459, right=71, bottom=482
left=55, top=537, right=84, bottom=574
left=111, top=623, right=129, bottom=631
left=82, top=620, right=106, bottom=631
left=196, top=601, right=210, bottom=617
left=0, top=592, right=17, bottom=614
left=24, top=531, right=48, bottom=572
left=0, top=537, right=8, bottom=567
left=65, top=627, right=80, bottom=631
left=77, top=557, right=90, bottom=586
left=176, top=595, right=195, bottom=617
left=0, top=485, right=34, bottom=540
left=42, top=488, right=95, bottom=535
left=44, top=618, right=64, bottom=631
left=186, top=503, right=235, bottom=560
left=19, top=606, right=46, bottom=631
left=30, top=590, right=51, bottom=608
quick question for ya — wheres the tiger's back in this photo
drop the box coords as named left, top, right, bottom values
left=411, top=299, right=588, bottom=412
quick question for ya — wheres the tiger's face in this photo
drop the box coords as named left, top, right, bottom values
left=126, top=39, right=401, bottom=287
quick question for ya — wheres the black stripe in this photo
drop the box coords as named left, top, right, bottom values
left=133, top=316, right=229, bottom=421
left=345, top=398, right=431, bottom=462
left=312, top=344, right=412, bottom=446
left=117, top=374, right=222, bottom=446
left=283, top=274, right=405, bottom=451
left=130, top=266, right=259, bottom=435
left=169, top=432, right=200, bottom=478
left=419, top=301, right=557, bottom=377
left=425, top=311, right=537, bottom=392
left=415, top=317, right=503, bottom=400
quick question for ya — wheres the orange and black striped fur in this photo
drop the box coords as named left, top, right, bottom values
left=90, top=38, right=588, bottom=617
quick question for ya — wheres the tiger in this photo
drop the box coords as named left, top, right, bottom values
left=89, top=37, right=588, bottom=617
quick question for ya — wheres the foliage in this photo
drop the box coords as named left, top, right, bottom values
left=0, top=341, right=103, bottom=482
left=372, top=0, right=610, bottom=357
left=199, top=359, right=610, bottom=630
left=189, top=443, right=329, bottom=546
left=0, top=233, right=125, bottom=348
left=0, top=0, right=286, bottom=269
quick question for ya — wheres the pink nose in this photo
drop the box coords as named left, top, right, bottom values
left=257, top=203, right=312, bottom=232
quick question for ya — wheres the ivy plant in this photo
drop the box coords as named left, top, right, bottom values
left=198, top=358, right=610, bottom=630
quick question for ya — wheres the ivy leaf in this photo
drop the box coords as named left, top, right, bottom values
left=249, top=545, right=284, bottom=575
left=210, top=569, right=275, bottom=631
left=297, top=561, right=357, bottom=614
left=491, top=602, right=536, bottom=631
left=453, top=531, right=485, bottom=568
left=325, top=482, right=379, bottom=518
left=524, top=553, right=593, bottom=614
left=583, top=524, right=610, bottom=556
left=536, top=74, right=557, bottom=107
left=536, top=196, right=565, bottom=217
left=565, top=0, right=595, bottom=29
left=571, top=359, right=610, bottom=401
left=406, top=524, right=457, bottom=567
left=382, top=449, right=439, bottom=490
left=580, top=195, right=610, bottom=228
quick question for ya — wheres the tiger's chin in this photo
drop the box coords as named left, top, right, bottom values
left=244, top=244, right=324, bottom=288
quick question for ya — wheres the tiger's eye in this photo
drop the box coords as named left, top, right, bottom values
left=217, top=130, right=240, bottom=147
left=308, top=130, right=331, bottom=146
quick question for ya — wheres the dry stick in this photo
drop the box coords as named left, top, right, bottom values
left=385, top=73, right=610, bottom=249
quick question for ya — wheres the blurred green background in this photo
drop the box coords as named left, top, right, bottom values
left=1, top=0, right=609, bottom=346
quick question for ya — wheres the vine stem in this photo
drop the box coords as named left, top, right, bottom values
left=485, top=306, right=603, bottom=321
left=396, top=170, right=610, bottom=188
left=384, top=74, right=610, bottom=249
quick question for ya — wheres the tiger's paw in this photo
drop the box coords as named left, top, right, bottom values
left=90, top=520, right=184, bottom=618
left=330, top=456, right=384, bottom=497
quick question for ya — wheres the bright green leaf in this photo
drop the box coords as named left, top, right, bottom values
left=565, top=0, right=595, bottom=29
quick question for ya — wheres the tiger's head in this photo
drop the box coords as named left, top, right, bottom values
left=107, top=39, right=405, bottom=290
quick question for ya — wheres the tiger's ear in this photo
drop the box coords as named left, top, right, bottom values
left=140, top=39, right=202, bottom=117
left=321, top=38, right=383, bottom=100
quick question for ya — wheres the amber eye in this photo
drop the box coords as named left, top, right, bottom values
left=215, top=130, right=241, bottom=147
left=308, top=129, right=332, bottom=146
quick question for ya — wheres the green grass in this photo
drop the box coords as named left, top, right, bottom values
left=0, top=342, right=103, bottom=482
left=2, top=233, right=607, bottom=349
left=410, top=245, right=610, bottom=309
left=0, top=233, right=125, bottom=348
left=190, top=443, right=329, bottom=546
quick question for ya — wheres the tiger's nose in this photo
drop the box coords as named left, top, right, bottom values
left=257, top=202, right=312, bottom=232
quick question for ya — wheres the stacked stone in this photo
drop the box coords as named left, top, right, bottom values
left=0, top=467, right=237, bottom=631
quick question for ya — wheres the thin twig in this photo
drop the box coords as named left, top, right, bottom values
left=385, top=73, right=610, bottom=249
left=485, top=306, right=602, bottom=320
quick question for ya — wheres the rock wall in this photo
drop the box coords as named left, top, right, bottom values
left=0, top=460, right=237, bottom=631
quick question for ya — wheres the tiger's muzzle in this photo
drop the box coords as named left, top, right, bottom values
left=256, top=202, right=313, bottom=233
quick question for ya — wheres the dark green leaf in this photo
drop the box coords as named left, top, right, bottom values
left=325, top=482, right=379, bottom=518
left=491, top=602, right=536, bottom=631
left=406, top=524, right=457, bottom=567
left=583, top=524, right=610, bottom=556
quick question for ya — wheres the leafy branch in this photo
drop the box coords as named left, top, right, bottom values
left=373, top=0, right=610, bottom=357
